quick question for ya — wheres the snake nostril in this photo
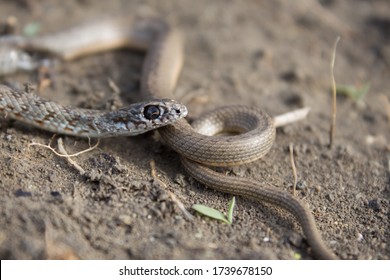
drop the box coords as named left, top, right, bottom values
left=144, top=105, right=161, bottom=120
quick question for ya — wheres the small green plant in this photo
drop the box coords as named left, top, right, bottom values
left=192, top=197, right=236, bottom=224
left=23, top=22, right=41, bottom=37
left=293, top=252, right=302, bottom=260
left=336, top=83, right=370, bottom=101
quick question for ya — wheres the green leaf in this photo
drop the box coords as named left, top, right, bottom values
left=227, top=197, right=236, bottom=224
left=293, top=252, right=302, bottom=260
left=336, top=83, right=370, bottom=101
left=192, top=204, right=230, bottom=224
left=23, top=22, right=41, bottom=37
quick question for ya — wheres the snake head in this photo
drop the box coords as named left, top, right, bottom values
left=140, top=98, right=188, bottom=127
left=98, top=99, right=188, bottom=137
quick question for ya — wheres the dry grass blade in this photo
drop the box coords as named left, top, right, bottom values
left=380, top=94, right=390, bottom=126
left=29, top=138, right=100, bottom=158
left=329, top=36, right=341, bottom=148
left=273, top=107, right=311, bottom=128
left=289, top=143, right=298, bottom=196
left=57, top=138, right=86, bottom=175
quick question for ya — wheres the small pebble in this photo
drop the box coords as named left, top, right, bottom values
left=296, top=180, right=306, bottom=190
left=194, top=231, right=203, bottom=239
left=326, top=193, right=335, bottom=202
left=368, top=199, right=381, bottom=212
left=48, top=174, right=55, bottom=182
left=159, top=202, right=167, bottom=213
left=174, top=174, right=186, bottom=187
left=118, top=215, right=132, bottom=225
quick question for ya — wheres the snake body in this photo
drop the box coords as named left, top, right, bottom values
left=0, top=16, right=337, bottom=259
left=0, top=85, right=187, bottom=137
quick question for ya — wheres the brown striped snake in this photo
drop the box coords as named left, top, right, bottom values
left=0, top=17, right=338, bottom=259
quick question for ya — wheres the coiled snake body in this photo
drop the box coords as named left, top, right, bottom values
left=0, top=17, right=337, bottom=259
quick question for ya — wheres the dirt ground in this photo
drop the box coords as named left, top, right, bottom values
left=0, top=0, right=388, bottom=260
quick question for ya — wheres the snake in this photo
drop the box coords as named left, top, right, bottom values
left=0, top=16, right=338, bottom=259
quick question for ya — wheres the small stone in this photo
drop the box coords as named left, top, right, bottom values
left=368, top=199, right=381, bottom=212
left=48, top=174, right=55, bottom=182
left=296, top=180, right=306, bottom=190
left=326, top=193, right=335, bottom=202
left=118, top=215, right=132, bottom=225
left=174, top=174, right=186, bottom=187
left=131, top=181, right=144, bottom=190
left=356, top=233, right=364, bottom=242
left=194, top=231, right=203, bottom=239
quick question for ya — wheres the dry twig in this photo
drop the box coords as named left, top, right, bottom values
left=29, top=138, right=100, bottom=158
left=273, top=107, right=311, bottom=128
left=380, top=94, right=390, bottom=126
left=56, top=138, right=86, bottom=175
left=289, top=143, right=298, bottom=196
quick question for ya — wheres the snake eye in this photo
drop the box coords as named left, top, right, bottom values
left=144, top=105, right=161, bottom=120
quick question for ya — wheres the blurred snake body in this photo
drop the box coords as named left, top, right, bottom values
left=0, top=17, right=337, bottom=259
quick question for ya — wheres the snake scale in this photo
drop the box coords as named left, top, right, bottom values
left=0, top=16, right=337, bottom=259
